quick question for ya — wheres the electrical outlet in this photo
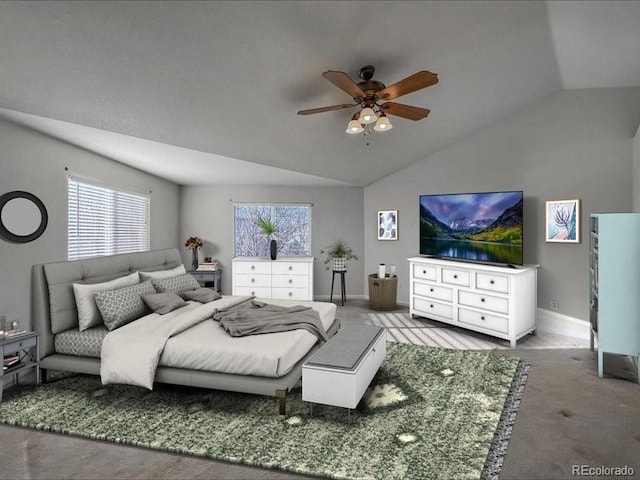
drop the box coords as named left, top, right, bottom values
left=550, top=300, right=559, bottom=310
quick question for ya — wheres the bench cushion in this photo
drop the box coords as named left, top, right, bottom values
left=305, top=324, right=384, bottom=371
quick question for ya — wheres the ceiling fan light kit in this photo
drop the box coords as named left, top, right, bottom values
left=346, top=119, right=364, bottom=134
left=373, top=114, right=392, bottom=132
left=298, top=65, right=438, bottom=137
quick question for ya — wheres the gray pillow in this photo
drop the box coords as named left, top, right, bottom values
left=139, top=264, right=186, bottom=281
left=142, top=292, right=187, bottom=314
left=181, top=288, right=222, bottom=304
left=151, top=273, right=201, bottom=295
left=95, top=280, right=155, bottom=331
left=73, top=271, right=140, bottom=331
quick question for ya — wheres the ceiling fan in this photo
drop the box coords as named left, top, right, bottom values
left=297, top=65, right=438, bottom=134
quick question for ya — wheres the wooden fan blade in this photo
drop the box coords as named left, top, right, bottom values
left=322, top=71, right=366, bottom=99
left=376, top=71, right=438, bottom=100
left=297, top=104, right=356, bottom=115
left=380, top=102, right=431, bottom=121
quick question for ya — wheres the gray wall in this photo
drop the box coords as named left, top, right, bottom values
left=0, top=117, right=180, bottom=330
left=634, top=123, right=640, bottom=211
left=179, top=185, right=364, bottom=298
left=364, top=88, right=640, bottom=321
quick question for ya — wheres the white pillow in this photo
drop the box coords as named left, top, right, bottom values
left=139, top=264, right=186, bottom=281
left=73, top=271, right=140, bottom=332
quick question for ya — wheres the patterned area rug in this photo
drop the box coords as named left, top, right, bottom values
left=0, top=343, right=527, bottom=480
left=366, top=312, right=589, bottom=350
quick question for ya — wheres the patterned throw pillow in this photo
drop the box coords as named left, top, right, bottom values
left=151, top=273, right=201, bottom=295
left=95, top=280, right=156, bottom=331
left=73, top=271, right=140, bottom=332
left=181, top=287, right=222, bottom=304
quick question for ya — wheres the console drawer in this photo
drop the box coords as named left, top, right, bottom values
left=271, top=287, right=310, bottom=301
left=234, top=261, right=271, bottom=275
left=233, top=286, right=271, bottom=297
left=272, top=275, right=310, bottom=288
left=441, top=268, right=470, bottom=287
left=234, top=274, right=271, bottom=287
left=458, top=290, right=509, bottom=315
left=413, top=282, right=453, bottom=302
left=272, top=262, right=310, bottom=276
left=476, top=272, right=509, bottom=294
left=458, top=307, right=508, bottom=334
left=413, top=264, right=437, bottom=281
left=413, top=297, right=453, bottom=320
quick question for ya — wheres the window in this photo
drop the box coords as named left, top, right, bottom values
left=68, top=177, right=150, bottom=260
left=234, top=203, right=311, bottom=257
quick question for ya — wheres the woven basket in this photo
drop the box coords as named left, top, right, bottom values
left=368, top=273, right=398, bottom=311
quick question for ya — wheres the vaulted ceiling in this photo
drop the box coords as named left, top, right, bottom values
left=1, top=1, right=639, bottom=187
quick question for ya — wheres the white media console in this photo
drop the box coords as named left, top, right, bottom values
left=408, top=257, right=538, bottom=348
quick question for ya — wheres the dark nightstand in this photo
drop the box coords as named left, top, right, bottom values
left=1, top=331, right=40, bottom=401
left=189, top=270, right=222, bottom=293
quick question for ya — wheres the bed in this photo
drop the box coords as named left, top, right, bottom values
left=32, top=248, right=339, bottom=414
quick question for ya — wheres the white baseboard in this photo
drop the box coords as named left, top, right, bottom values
left=313, top=294, right=366, bottom=302
left=536, top=308, right=590, bottom=339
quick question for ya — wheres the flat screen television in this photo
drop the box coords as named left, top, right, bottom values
left=419, top=190, right=524, bottom=266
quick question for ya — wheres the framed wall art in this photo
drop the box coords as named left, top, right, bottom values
left=377, top=210, right=398, bottom=241
left=545, top=199, right=580, bottom=243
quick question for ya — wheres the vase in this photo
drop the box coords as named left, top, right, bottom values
left=378, top=264, right=386, bottom=279
left=270, top=239, right=277, bottom=260
left=191, top=249, right=199, bottom=271
left=333, top=257, right=346, bottom=271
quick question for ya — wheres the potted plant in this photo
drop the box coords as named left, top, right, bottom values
left=321, top=239, right=358, bottom=271
left=257, top=216, right=278, bottom=260
left=184, top=236, right=203, bottom=271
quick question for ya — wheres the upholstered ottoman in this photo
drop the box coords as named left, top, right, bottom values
left=302, top=324, right=386, bottom=409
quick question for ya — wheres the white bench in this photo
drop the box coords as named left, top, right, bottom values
left=302, top=324, right=386, bottom=409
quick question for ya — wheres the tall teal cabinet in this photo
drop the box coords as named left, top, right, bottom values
left=589, top=213, right=640, bottom=382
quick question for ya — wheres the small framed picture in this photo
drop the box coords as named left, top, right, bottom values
left=545, top=199, right=580, bottom=243
left=378, top=210, right=398, bottom=240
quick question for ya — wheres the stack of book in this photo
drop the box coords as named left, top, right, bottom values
left=197, top=262, right=219, bottom=271
left=3, top=354, right=22, bottom=371
left=5, top=329, right=26, bottom=338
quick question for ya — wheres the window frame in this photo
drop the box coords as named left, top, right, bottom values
left=233, top=202, right=312, bottom=258
left=67, top=176, right=151, bottom=261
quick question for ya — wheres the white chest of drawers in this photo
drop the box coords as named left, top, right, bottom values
left=408, top=257, right=538, bottom=348
left=232, top=257, right=314, bottom=301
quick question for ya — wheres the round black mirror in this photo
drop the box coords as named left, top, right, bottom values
left=0, top=191, right=48, bottom=243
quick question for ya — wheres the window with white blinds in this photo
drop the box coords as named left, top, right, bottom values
left=68, top=178, right=150, bottom=260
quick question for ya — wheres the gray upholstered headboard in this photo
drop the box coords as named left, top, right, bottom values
left=32, top=248, right=182, bottom=359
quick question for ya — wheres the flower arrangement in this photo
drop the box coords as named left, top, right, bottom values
left=184, top=236, right=203, bottom=251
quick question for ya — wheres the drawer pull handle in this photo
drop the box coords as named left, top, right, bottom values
left=453, top=274, right=458, bottom=279
left=422, top=270, right=426, bottom=274
left=430, top=288, right=434, bottom=292
left=288, top=266, right=293, bottom=271
left=288, top=292, right=293, bottom=297
left=251, top=278, right=255, bottom=283
left=490, top=280, right=495, bottom=284
left=481, top=298, right=485, bottom=302
left=430, top=304, right=434, bottom=308
left=251, top=291, right=255, bottom=296
left=289, top=279, right=293, bottom=284
left=481, top=316, right=486, bottom=321
left=251, top=265, right=255, bottom=270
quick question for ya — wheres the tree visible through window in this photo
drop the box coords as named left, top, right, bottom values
left=234, top=204, right=311, bottom=257
left=68, top=177, right=150, bottom=260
